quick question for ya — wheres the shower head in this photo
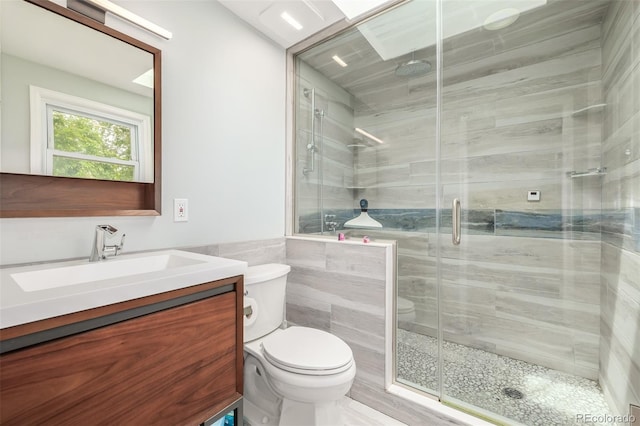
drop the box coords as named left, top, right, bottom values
left=395, top=59, right=432, bottom=77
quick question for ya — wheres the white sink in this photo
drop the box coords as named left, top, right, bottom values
left=13, top=252, right=210, bottom=292
left=1, top=250, right=247, bottom=329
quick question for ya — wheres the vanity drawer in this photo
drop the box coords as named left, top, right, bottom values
left=1, top=291, right=239, bottom=425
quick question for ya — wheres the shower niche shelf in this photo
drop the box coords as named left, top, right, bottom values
left=567, top=167, right=607, bottom=178
left=345, top=186, right=367, bottom=195
left=571, top=103, right=606, bottom=118
left=347, top=143, right=368, bottom=149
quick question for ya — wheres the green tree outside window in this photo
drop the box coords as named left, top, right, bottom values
left=51, top=111, right=136, bottom=181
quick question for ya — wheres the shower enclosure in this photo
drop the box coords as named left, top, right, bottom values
left=292, top=0, right=639, bottom=425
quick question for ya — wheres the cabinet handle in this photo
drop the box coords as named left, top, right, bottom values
left=452, top=198, right=461, bottom=246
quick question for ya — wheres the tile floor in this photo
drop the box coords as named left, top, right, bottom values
left=243, top=328, right=619, bottom=426
left=397, top=329, right=614, bottom=426
left=242, top=397, right=407, bottom=426
left=339, top=397, right=408, bottom=426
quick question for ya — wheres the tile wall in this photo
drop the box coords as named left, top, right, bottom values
left=599, top=0, right=640, bottom=416
left=184, top=237, right=286, bottom=266
left=293, top=0, right=638, bottom=416
left=284, top=236, right=468, bottom=426
left=298, top=2, right=609, bottom=380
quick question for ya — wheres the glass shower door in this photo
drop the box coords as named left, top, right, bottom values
left=438, top=183, right=511, bottom=421
left=439, top=0, right=611, bottom=423
left=293, top=0, right=441, bottom=398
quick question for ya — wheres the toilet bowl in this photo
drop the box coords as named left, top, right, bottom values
left=242, top=264, right=356, bottom=426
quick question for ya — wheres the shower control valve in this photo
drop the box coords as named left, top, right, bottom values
left=324, top=214, right=338, bottom=232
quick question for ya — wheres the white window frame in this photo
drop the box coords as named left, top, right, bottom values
left=30, top=85, right=153, bottom=182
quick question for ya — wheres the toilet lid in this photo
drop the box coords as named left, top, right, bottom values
left=261, top=327, right=353, bottom=375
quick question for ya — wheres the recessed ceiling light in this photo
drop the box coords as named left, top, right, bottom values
left=332, top=55, right=348, bottom=67
left=355, top=127, right=384, bottom=144
left=281, top=11, right=303, bottom=30
left=483, top=8, right=520, bottom=30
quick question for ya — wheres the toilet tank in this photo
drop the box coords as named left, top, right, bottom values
left=243, top=263, right=291, bottom=343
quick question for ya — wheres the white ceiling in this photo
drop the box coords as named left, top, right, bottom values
left=218, top=0, right=549, bottom=58
left=217, top=0, right=349, bottom=48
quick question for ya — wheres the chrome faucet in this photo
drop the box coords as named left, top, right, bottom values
left=89, top=225, right=126, bottom=262
left=324, top=214, right=338, bottom=233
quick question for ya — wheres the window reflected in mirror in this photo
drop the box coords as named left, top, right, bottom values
left=30, top=86, right=153, bottom=182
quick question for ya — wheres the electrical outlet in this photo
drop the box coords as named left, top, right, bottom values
left=174, top=198, right=188, bottom=222
left=527, top=190, right=541, bottom=202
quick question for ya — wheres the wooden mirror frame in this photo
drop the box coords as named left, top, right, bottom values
left=0, top=0, right=161, bottom=218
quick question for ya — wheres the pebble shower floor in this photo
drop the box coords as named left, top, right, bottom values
left=396, top=329, right=614, bottom=426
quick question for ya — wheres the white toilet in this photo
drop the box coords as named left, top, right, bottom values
left=243, top=263, right=356, bottom=426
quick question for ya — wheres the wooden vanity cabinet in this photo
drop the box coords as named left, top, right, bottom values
left=0, top=276, right=243, bottom=425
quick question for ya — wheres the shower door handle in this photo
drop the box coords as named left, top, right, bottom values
left=452, top=198, right=461, bottom=245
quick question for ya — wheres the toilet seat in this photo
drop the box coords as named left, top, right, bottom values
left=261, top=326, right=353, bottom=376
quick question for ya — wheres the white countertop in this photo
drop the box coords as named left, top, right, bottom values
left=0, top=250, right=247, bottom=329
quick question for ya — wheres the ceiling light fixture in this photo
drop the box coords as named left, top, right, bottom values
left=483, top=8, right=520, bottom=31
left=83, top=0, right=172, bottom=39
left=281, top=11, right=303, bottom=30
left=332, top=55, right=348, bottom=67
left=355, top=127, right=384, bottom=144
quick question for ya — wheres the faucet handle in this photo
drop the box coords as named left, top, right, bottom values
left=115, top=233, right=126, bottom=255
left=103, top=232, right=126, bottom=257
left=98, top=224, right=118, bottom=234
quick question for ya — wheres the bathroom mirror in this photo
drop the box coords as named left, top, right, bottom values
left=0, top=0, right=161, bottom=217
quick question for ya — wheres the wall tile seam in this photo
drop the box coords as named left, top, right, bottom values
left=600, top=239, right=640, bottom=255
left=288, top=266, right=388, bottom=281
left=601, top=52, right=640, bottom=88
left=286, top=288, right=386, bottom=311
left=600, top=281, right=640, bottom=307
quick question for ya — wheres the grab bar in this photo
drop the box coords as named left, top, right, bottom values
left=452, top=198, right=461, bottom=245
